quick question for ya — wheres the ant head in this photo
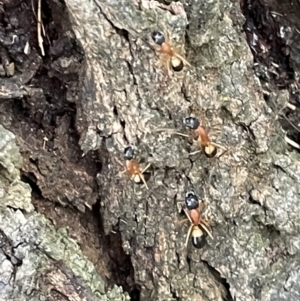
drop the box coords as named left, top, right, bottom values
left=192, top=226, right=206, bottom=248
left=204, top=145, right=217, bottom=158
left=151, top=31, right=165, bottom=46
left=124, top=146, right=135, bottom=160
left=183, top=117, right=200, bottom=130
left=185, top=191, right=199, bottom=210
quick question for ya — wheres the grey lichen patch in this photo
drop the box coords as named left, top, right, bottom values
left=266, top=259, right=300, bottom=301
left=0, top=252, right=14, bottom=286
left=149, top=133, right=191, bottom=169
left=186, top=0, right=250, bottom=69
left=0, top=180, right=33, bottom=212
left=171, top=266, right=226, bottom=301
left=250, top=166, right=300, bottom=236
left=273, top=153, right=300, bottom=184
left=0, top=207, right=126, bottom=301
left=0, top=125, right=126, bottom=300
left=0, top=124, right=34, bottom=212
left=200, top=222, right=272, bottom=301
left=0, top=124, right=23, bottom=184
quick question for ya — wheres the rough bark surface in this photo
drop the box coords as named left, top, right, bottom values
left=1, top=0, right=300, bottom=300
left=0, top=125, right=127, bottom=300
left=64, top=0, right=300, bottom=300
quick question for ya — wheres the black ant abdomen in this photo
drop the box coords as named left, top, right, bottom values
left=171, top=56, right=184, bottom=72
left=192, top=230, right=206, bottom=249
left=204, top=146, right=218, bottom=158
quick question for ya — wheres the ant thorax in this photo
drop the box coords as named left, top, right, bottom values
left=189, top=209, right=200, bottom=225
left=126, top=160, right=140, bottom=174
left=196, top=125, right=209, bottom=137
left=161, top=42, right=174, bottom=57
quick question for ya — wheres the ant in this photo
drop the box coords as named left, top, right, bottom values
left=183, top=117, right=227, bottom=158
left=117, top=146, right=151, bottom=190
left=155, top=116, right=227, bottom=158
left=151, top=30, right=191, bottom=76
left=180, top=191, right=213, bottom=248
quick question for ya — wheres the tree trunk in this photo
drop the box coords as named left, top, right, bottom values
left=1, top=0, right=300, bottom=300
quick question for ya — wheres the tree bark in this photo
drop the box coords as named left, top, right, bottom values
left=1, top=0, right=300, bottom=300
left=0, top=125, right=127, bottom=300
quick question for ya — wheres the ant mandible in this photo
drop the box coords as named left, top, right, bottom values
left=117, top=146, right=151, bottom=190
left=151, top=30, right=191, bottom=76
left=181, top=191, right=213, bottom=248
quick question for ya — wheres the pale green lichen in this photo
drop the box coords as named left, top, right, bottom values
left=0, top=124, right=127, bottom=301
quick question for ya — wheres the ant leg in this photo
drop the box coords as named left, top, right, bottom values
left=197, top=201, right=213, bottom=239
left=189, top=150, right=202, bottom=156
left=115, top=157, right=123, bottom=166
left=117, top=169, right=127, bottom=177
left=209, top=142, right=228, bottom=158
left=285, top=136, right=300, bottom=149
left=115, top=157, right=128, bottom=176
left=177, top=218, right=188, bottom=226
left=166, top=28, right=171, bottom=43
left=167, top=66, right=172, bottom=77
left=174, top=132, right=189, bottom=137
left=197, top=201, right=205, bottom=213
left=165, top=56, right=172, bottom=76
left=138, top=173, right=149, bottom=190
left=154, top=128, right=189, bottom=138
left=169, top=131, right=189, bottom=138
left=208, top=129, right=221, bottom=136
left=217, top=149, right=228, bottom=159
left=141, top=163, right=151, bottom=174
left=153, top=9, right=158, bottom=27
left=157, top=22, right=171, bottom=44
left=211, top=142, right=227, bottom=151
left=200, top=218, right=212, bottom=229
left=156, top=52, right=172, bottom=76
left=174, top=53, right=191, bottom=67
left=185, top=224, right=193, bottom=247
left=183, top=209, right=193, bottom=224
left=199, top=223, right=214, bottom=240
left=197, top=201, right=212, bottom=225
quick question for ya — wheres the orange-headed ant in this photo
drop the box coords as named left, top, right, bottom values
left=181, top=191, right=213, bottom=248
left=151, top=30, right=191, bottom=76
left=117, top=146, right=151, bottom=190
